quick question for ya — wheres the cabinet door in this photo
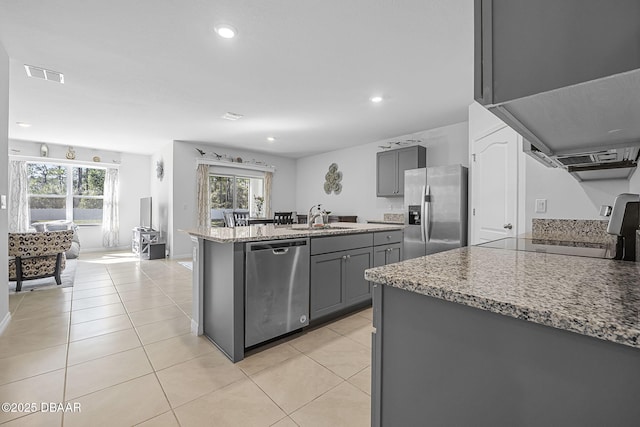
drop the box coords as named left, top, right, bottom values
left=376, top=151, right=398, bottom=197
left=345, top=247, right=373, bottom=305
left=386, top=244, right=401, bottom=264
left=310, top=251, right=345, bottom=320
left=374, top=243, right=402, bottom=267
left=373, top=246, right=387, bottom=268
left=396, top=148, right=417, bottom=197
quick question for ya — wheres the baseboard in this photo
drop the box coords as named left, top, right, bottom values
left=81, top=245, right=131, bottom=253
left=168, top=252, right=193, bottom=259
left=0, top=311, right=12, bottom=335
left=191, top=319, right=199, bottom=335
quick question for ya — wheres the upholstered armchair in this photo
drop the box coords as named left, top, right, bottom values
left=8, top=230, right=74, bottom=292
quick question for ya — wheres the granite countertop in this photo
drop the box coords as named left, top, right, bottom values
left=365, top=246, right=640, bottom=349
left=183, top=222, right=404, bottom=243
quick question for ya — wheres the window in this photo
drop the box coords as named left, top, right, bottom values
left=27, top=162, right=106, bottom=225
left=209, top=174, right=264, bottom=226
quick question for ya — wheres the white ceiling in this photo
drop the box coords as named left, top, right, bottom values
left=0, top=0, right=473, bottom=158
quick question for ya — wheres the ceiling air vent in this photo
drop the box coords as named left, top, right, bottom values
left=221, top=112, right=243, bottom=121
left=24, top=65, right=64, bottom=84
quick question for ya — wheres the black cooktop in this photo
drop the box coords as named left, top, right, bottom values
left=476, top=238, right=613, bottom=259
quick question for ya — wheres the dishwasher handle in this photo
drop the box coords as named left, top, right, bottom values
left=246, top=239, right=308, bottom=252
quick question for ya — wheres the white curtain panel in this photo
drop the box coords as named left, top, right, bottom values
left=8, top=160, right=30, bottom=232
left=264, top=171, right=273, bottom=219
left=196, top=163, right=211, bottom=228
left=102, top=168, right=120, bottom=247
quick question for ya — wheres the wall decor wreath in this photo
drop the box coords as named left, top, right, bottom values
left=324, top=163, right=342, bottom=195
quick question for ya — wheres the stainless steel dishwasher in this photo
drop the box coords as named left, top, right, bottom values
left=245, top=238, right=310, bottom=347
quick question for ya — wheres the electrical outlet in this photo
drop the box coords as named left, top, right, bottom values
left=0, top=195, right=6, bottom=210
left=535, top=199, right=547, bottom=213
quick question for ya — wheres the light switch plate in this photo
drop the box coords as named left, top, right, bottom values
left=535, top=199, right=547, bottom=213
left=0, top=195, right=6, bottom=210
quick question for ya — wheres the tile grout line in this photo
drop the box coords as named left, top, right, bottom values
left=61, top=264, right=79, bottom=427
left=112, top=261, right=185, bottom=426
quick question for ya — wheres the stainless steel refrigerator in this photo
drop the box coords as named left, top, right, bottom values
left=403, top=165, right=468, bottom=260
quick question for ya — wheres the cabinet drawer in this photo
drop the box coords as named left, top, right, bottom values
left=311, top=233, right=373, bottom=255
left=374, top=230, right=403, bottom=246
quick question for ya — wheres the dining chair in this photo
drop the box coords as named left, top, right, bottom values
left=233, top=211, right=250, bottom=226
left=223, top=211, right=235, bottom=227
left=274, top=211, right=294, bottom=225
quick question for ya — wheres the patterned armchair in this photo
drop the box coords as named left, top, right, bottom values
left=8, top=230, right=74, bottom=292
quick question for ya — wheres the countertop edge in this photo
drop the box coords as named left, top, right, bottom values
left=181, top=223, right=404, bottom=243
left=365, top=248, right=640, bottom=350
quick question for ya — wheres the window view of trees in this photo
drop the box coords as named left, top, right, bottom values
left=209, top=174, right=263, bottom=226
left=28, top=163, right=105, bottom=224
left=210, top=176, right=233, bottom=210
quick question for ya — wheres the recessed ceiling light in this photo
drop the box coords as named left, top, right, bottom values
left=16, top=122, right=31, bottom=128
left=370, top=96, right=383, bottom=103
left=267, top=137, right=276, bottom=142
left=221, top=112, right=243, bottom=121
left=214, top=24, right=237, bottom=39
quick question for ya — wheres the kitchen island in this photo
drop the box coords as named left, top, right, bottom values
left=365, top=245, right=640, bottom=426
left=184, top=222, right=403, bottom=362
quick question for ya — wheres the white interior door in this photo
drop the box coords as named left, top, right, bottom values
left=471, top=125, right=519, bottom=244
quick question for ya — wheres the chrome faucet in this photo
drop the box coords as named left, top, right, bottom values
left=308, top=204, right=324, bottom=228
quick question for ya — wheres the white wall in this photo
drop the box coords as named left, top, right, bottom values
left=150, top=142, right=173, bottom=252
left=160, top=140, right=297, bottom=258
left=295, top=122, right=469, bottom=222
left=114, top=152, right=152, bottom=247
left=629, top=167, right=640, bottom=194
left=525, top=157, right=628, bottom=225
left=8, top=140, right=151, bottom=250
left=0, top=43, right=9, bottom=328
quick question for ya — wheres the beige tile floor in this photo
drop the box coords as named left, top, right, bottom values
left=1, top=251, right=373, bottom=426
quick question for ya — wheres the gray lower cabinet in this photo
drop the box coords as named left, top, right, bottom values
left=372, top=284, right=640, bottom=426
left=373, top=243, right=401, bottom=267
left=310, top=246, right=373, bottom=321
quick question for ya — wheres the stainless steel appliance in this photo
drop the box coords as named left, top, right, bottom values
left=606, top=193, right=640, bottom=261
left=245, top=238, right=310, bottom=347
left=403, top=165, right=468, bottom=260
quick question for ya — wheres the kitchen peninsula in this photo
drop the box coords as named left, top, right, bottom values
left=365, top=245, right=640, bottom=426
left=184, top=222, right=403, bottom=362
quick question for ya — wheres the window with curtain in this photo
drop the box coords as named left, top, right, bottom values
left=209, top=173, right=264, bottom=226
left=27, top=162, right=106, bottom=225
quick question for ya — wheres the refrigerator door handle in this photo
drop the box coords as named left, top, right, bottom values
left=420, top=185, right=427, bottom=243
left=424, top=185, right=431, bottom=242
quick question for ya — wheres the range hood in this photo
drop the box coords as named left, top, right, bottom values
left=524, top=139, right=640, bottom=182
left=494, top=69, right=640, bottom=181
left=474, top=0, right=640, bottom=181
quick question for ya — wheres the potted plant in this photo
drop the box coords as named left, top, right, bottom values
left=253, top=195, right=264, bottom=217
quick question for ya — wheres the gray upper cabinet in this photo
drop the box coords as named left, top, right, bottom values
left=475, top=0, right=640, bottom=105
left=376, top=146, right=426, bottom=197
left=474, top=0, right=640, bottom=158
